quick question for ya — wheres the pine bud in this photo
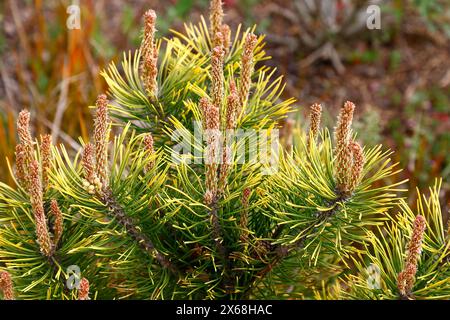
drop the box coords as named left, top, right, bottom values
left=238, top=33, right=258, bottom=115
left=94, top=94, right=110, bottom=190
left=15, top=144, right=27, bottom=188
left=334, top=101, right=355, bottom=194
left=40, top=134, right=52, bottom=191
left=209, top=0, right=224, bottom=48
left=398, top=215, right=427, bottom=298
left=82, top=143, right=97, bottom=184
left=211, top=46, right=225, bottom=116
left=17, top=110, right=34, bottom=173
left=0, top=271, right=14, bottom=300
left=204, top=97, right=220, bottom=203
left=78, top=278, right=90, bottom=300
left=50, top=199, right=63, bottom=246
left=226, top=80, right=238, bottom=130
left=140, top=10, right=158, bottom=97
left=143, top=133, right=155, bottom=172
left=221, top=24, right=231, bottom=54
left=348, top=141, right=364, bottom=192
left=307, top=103, right=322, bottom=148
left=29, top=160, right=53, bottom=257
left=204, top=190, right=214, bottom=206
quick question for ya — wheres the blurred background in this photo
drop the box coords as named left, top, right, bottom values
left=0, top=0, right=449, bottom=209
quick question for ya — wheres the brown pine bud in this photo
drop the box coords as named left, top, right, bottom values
left=29, top=160, right=53, bottom=257
left=78, top=278, right=90, bottom=300
left=221, top=24, right=231, bottom=54
left=143, top=133, right=155, bottom=172
left=204, top=97, right=220, bottom=202
left=15, top=144, right=27, bottom=188
left=50, top=200, right=63, bottom=246
left=209, top=0, right=224, bottom=48
left=307, top=103, right=322, bottom=148
left=211, top=46, right=225, bottom=116
left=94, top=94, right=110, bottom=189
left=217, top=81, right=239, bottom=193
left=334, top=101, right=355, bottom=193
left=40, top=134, right=52, bottom=191
left=238, top=33, right=258, bottom=115
left=82, top=143, right=97, bottom=184
left=348, top=141, right=364, bottom=192
left=398, top=215, right=427, bottom=298
left=140, top=10, right=158, bottom=97
left=0, top=271, right=14, bottom=300
left=17, top=110, right=34, bottom=171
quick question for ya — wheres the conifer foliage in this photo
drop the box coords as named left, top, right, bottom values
left=0, top=1, right=448, bottom=300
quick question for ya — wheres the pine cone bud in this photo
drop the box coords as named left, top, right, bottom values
left=17, top=110, right=34, bottom=175
left=334, top=101, right=355, bottom=193
left=307, top=103, right=322, bottom=148
left=398, top=215, right=427, bottom=298
left=0, top=271, right=14, bottom=300
left=209, top=0, right=224, bottom=48
left=40, top=134, right=52, bottom=191
left=211, top=46, right=225, bottom=116
left=221, top=24, right=231, bottom=54
left=15, top=144, right=27, bottom=188
left=29, top=160, right=53, bottom=257
left=140, top=10, right=158, bottom=97
left=348, top=141, right=364, bottom=192
left=94, top=94, right=110, bottom=189
left=82, top=143, right=97, bottom=184
left=238, top=33, right=258, bottom=115
left=78, top=278, right=90, bottom=300
left=50, top=199, right=63, bottom=246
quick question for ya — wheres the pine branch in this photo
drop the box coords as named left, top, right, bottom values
left=101, top=187, right=179, bottom=276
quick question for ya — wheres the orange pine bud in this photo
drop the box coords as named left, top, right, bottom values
left=17, top=110, right=34, bottom=172
left=15, top=144, right=27, bottom=188
left=50, top=199, right=63, bottom=246
left=334, top=101, right=355, bottom=193
left=307, top=103, right=322, bottom=147
left=238, top=33, right=258, bottom=114
left=93, top=94, right=110, bottom=189
left=40, top=134, right=52, bottom=191
left=0, top=271, right=14, bottom=300
left=203, top=97, right=220, bottom=202
left=398, top=215, right=427, bottom=298
left=209, top=0, right=224, bottom=48
left=221, top=24, right=231, bottom=54
left=211, top=46, right=225, bottom=116
left=226, top=80, right=238, bottom=130
left=348, top=141, right=364, bottom=191
left=82, top=143, right=97, bottom=184
left=140, top=10, right=158, bottom=97
left=78, top=278, right=90, bottom=300
left=29, top=160, right=53, bottom=257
